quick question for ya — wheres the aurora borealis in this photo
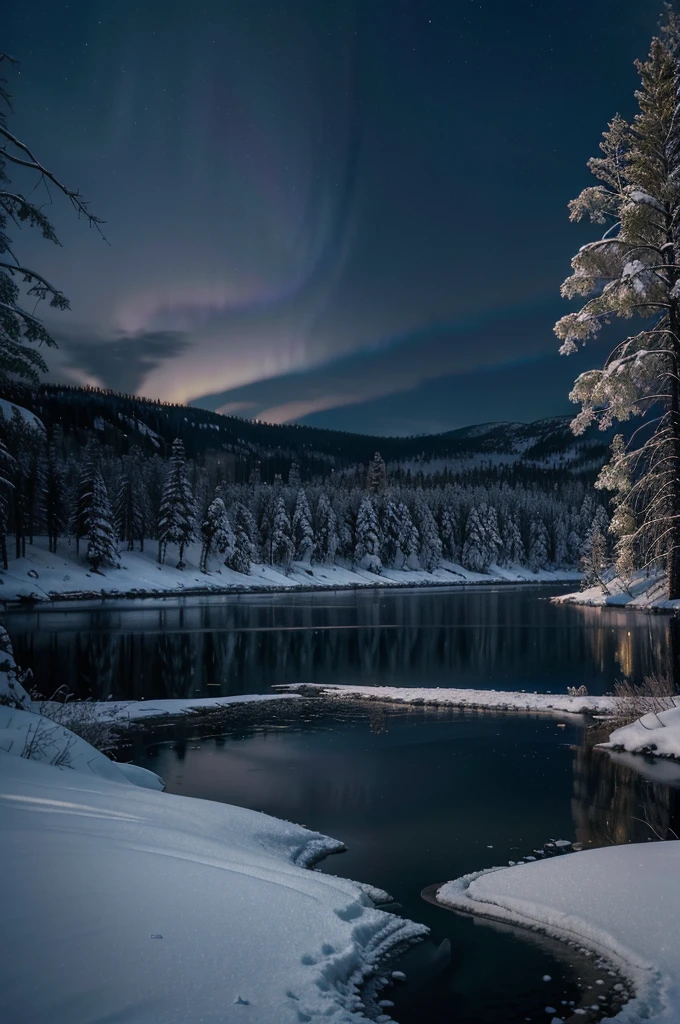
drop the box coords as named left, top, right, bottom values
left=6, top=0, right=662, bottom=434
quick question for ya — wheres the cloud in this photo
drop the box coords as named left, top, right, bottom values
left=54, top=330, right=191, bottom=395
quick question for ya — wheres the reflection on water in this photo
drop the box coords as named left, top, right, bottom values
left=128, top=705, right=679, bottom=1023
left=6, top=585, right=673, bottom=700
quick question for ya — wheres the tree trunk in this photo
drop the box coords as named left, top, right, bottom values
left=667, top=308, right=680, bottom=600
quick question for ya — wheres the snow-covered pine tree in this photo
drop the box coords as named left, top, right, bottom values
left=292, top=489, right=314, bottom=562
left=528, top=518, right=549, bottom=572
left=200, top=496, right=234, bottom=573
left=382, top=498, right=404, bottom=568
left=45, top=429, right=65, bottom=554
left=228, top=501, right=256, bottom=574
left=438, top=502, right=459, bottom=562
left=501, top=513, right=525, bottom=566
left=398, top=502, right=420, bottom=569
left=413, top=492, right=442, bottom=572
left=367, top=452, right=387, bottom=493
left=354, top=496, right=382, bottom=573
left=157, top=439, right=197, bottom=569
left=288, top=461, right=301, bottom=489
left=271, top=495, right=293, bottom=572
left=552, top=514, right=569, bottom=568
left=313, top=492, right=339, bottom=564
left=461, top=506, right=490, bottom=572
left=580, top=522, right=609, bottom=591
left=555, top=11, right=680, bottom=597
left=71, top=438, right=101, bottom=557
left=114, top=446, right=149, bottom=552
left=480, top=503, right=502, bottom=567
left=85, top=468, right=119, bottom=572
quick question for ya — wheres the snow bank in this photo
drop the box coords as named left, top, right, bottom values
left=0, top=536, right=580, bottom=604
left=0, top=751, right=426, bottom=1023
left=275, top=683, right=617, bottom=715
left=600, top=703, right=680, bottom=760
left=437, top=841, right=680, bottom=1021
left=0, top=704, right=164, bottom=789
left=554, top=571, right=680, bottom=611
left=62, top=691, right=301, bottom=725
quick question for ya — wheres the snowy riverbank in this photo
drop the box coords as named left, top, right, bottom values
left=0, top=701, right=427, bottom=1023
left=436, top=842, right=680, bottom=1022
left=276, top=682, right=618, bottom=716
left=0, top=536, right=580, bottom=605
left=554, top=571, right=680, bottom=611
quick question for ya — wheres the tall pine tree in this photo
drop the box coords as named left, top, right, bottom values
left=157, top=439, right=197, bottom=569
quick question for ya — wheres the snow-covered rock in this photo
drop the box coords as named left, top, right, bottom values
left=601, top=704, right=680, bottom=760
left=0, top=751, right=426, bottom=1023
left=554, top=570, right=679, bottom=610
left=437, top=842, right=680, bottom=1022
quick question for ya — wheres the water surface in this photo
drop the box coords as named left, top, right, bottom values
left=128, top=704, right=680, bottom=1024
left=7, top=584, right=671, bottom=701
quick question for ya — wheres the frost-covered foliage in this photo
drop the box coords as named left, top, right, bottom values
left=355, top=496, right=383, bottom=573
left=199, top=497, right=235, bottom=573
left=85, top=468, right=119, bottom=572
left=557, top=11, right=680, bottom=597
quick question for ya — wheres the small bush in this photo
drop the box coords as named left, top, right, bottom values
left=611, top=674, right=678, bottom=726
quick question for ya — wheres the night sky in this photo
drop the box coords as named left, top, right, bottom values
left=6, top=0, right=661, bottom=435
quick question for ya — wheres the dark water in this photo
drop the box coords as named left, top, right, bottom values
left=128, top=704, right=680, bottom=1024
left=6, top=584, right=672, bottom=701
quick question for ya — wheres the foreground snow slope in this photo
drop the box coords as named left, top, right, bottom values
left=277, top=683, right=617, bottom=715
left=0, top=536, right=579, bottom=603
left=601, top=703, right=680, bottom=759
left=438, top=842, right=680, bottom=1022
left=0, top=752, right=426, bottom=1023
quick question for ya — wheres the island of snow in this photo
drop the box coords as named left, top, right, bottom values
left=437, top=842, right=680, bottom=1022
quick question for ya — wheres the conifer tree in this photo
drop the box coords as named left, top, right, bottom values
left=228, top=501, right=256, bottom=573
left=271, top=495, right=293, bottom=571
left=398, top=502, right=420, bottom=568
left=45, top=429, right=65, bottom=554
left=382, top=499, right=404, bottom=568
left=86, top=468, right=119, bottom=572
left=528, top=518, right=549, bottom=572
left=313, top=492, right=339, bottom=564
left=200, top=497, right=235, bottom=572
left=439, top=502, right=459, bottom=562
left=413, top=492, right=442, bottom=571
left=292, top=489, right=314, bottom=562
left=157, top=439, right=197, bottom=568
left=462, top=507, right=490, bottom=571
left=71, top=438, right=101, bottom=557
left=367, top=452, right=387, bottom=493
left=501, top=514, right=525, bottom=566
left=355, top=496, right=383, bottom=572
left=555, top=11, right=680, bottom=597
left=288, top=461, right=301, bottom=488
left=580, top=523, right=609, bottom=591
left=114, top=446, right=149, bottom=552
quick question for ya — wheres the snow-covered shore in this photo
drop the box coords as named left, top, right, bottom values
left=437, top=842, right=680, bottom=1022
left=56, top=691, right=302, bottom=726
left=554, top=571, right=680, bottom=611
left=276, top=682, right=618, bottom=716
left=600, top=703, right=680, bottom=760
left=0, top=696, right=427, bottom=1023
left=0, top=536, right=580, bottom=605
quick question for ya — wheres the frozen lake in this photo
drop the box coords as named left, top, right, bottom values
left=5, top=583, right=673, bottom=701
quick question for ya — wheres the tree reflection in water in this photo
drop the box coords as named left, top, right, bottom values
left=572, top=736, right=680, bottom=849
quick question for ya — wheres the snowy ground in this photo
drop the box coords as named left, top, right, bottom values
left=437, top=841, right=680, bottom=1022
left=0, top=536, right=580, bottom=604
left=554, top=571, right=680, bottom=611
left=0, top=706, right=427, bottom=1022
left=275, top=683, right=617, bottom=716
